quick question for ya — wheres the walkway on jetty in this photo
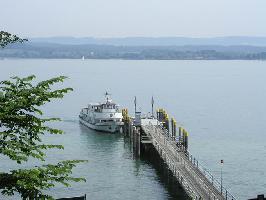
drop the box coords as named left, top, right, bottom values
left=141, top=118, right=235, bottom=200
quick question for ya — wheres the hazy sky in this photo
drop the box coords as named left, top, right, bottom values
left=1, top=0, right=266, bottom=38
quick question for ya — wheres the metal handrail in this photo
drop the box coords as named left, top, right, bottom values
left=146, top=122, right=237, bottom=200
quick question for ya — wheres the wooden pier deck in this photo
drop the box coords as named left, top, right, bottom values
left=140, top=118, right=235, bottom=200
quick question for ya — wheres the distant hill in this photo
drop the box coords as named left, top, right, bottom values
left=30, top=36, right=266, bottom=46
left=1, top=42, right=266, bottom=60
left=2, top=36, right=266, bottom=60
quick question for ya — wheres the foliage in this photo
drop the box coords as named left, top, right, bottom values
left=0, top=161, right=85, bottom=200
left=0, top=31, right=27, bottom=48
left=0, top=75, right=72, bottom=163
left=0, top=75, right=86, bottom=199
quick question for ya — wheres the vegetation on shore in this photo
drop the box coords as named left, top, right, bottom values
left=1, top=39, right=266, bottom=60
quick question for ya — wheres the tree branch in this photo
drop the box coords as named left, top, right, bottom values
left=0, top=31, right=27, bottom=48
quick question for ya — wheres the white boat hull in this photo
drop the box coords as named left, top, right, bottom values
left=79, top=117, right=123, bottom=133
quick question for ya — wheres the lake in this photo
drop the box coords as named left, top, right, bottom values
left=0, top=59, right=266, bottom=199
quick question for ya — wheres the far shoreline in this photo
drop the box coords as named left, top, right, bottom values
left=0, top=58, right=265, bottom=61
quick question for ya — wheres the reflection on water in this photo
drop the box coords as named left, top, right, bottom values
left=79, top=122, right=189, bottom=200
left=49, top=121, right=187, bottom=200
left=139, top=143, right=189, bottom=200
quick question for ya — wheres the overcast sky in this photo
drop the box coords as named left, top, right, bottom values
left=1, top=0, right=266, bottom=38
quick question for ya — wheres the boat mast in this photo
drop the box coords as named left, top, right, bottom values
left=105, top=91, right=111, bottom=102
left=134, top=96, right=137, bottom=114
left=151, top=96, right=154, bottom=118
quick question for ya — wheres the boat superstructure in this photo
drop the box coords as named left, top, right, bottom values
left=79, top=93, right=123, bottom=133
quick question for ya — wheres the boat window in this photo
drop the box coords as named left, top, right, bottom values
left=95, top=106, right=101, bottom=112
left=103, top=104, right=112, bottom=109
left=101, top=104, right=117, bottom=109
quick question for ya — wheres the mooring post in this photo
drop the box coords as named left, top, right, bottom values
left=138, top=128, right=141, bottom=156
left=173, top=119, right=176, bottom=140
left=179, top=127, right=182, bottom=143
left=125, top=116, right=127, bottom=135
left=171, top=118, right=174, bottom=138
left=132, top=126, right=134, bottom=153
left=133, top=127, right=136, bottom=154
left=165, top=119, right=169, bottom=134
left=184, top=130, right=188, bottom=151
left=158, top=109, right=161, bottom=122
left=130, top=121, right=133, bottom=141
left=225, top=190, right=228, bottom=200
left=131, top=123, right=134, bottom=153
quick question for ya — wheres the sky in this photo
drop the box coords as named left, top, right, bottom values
left=1, top=0, right=266, bottom=38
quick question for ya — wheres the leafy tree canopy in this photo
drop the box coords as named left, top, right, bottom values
left=0, top=75, right=86, bottom=199
left=0, top=31, right=86, bottom=200
left=0, top=31, right=27, bottom=48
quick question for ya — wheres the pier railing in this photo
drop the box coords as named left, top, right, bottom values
left=147, top=122, right=236, bottom=200
left=193, top=160, right=236, bottom=200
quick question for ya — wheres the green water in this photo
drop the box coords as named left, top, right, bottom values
left=1, top=59, right=266, bottom=199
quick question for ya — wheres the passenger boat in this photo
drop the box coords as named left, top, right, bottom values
left=79, top=92, right=123, bottom=133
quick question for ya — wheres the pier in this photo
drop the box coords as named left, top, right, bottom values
left=122, top=108, right=236, bottom=200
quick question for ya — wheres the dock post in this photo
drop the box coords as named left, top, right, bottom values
left=182, top=128, right=185, bottom=150
left=173, top=119, right=176, bottom=140
left=170, top=118, right=176, bottom=140
left=165, top=116, right=169, bottom=134
left=130, top=121, right=133, bottom=141
left=158, top=109, right=162, bottom=122
left=138, top=127, right=141, bottom=156
left=184, top=130, right=188, bottom=151
left=171, top=118, right=174, bottom=139
left=225, top=190, right=228, bottom=200
left=179, top=127, right=182, bottom=144
left=133, top=126, right=136, bottom=155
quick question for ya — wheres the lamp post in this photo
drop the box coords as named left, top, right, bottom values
left=220, top=159, right=224, bottom=194
left=151, top=96, right=154, bottom=118
left=134, top=96, right=137, bottom=114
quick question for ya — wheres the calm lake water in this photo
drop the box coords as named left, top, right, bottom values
left=0, top=59, right=266, bottom=199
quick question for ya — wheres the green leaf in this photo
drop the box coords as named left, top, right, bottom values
left=0, top=75, right=86, bottom=199
left=0, top=31, right=27, bottom=48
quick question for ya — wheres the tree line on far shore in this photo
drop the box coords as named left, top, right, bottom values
left=1, top=41, right=266, bottom=60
